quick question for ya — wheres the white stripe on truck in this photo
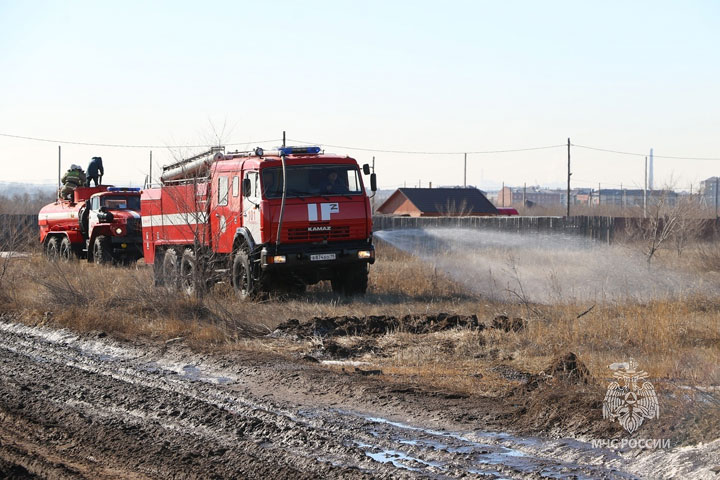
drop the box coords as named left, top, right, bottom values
left=141, top=212, right=208, bottom=227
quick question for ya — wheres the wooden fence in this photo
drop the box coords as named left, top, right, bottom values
left=372, top=215, right=720, bottom=244
left=372, top=215, right=619, bottom=242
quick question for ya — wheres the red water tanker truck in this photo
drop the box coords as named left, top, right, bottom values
left=141, top=145, right=377, bottom=297
left=38, top=186, right=143, bottom=264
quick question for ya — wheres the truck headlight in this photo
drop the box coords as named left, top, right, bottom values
left=268, top=255, right=286, bottom=264
left=358, top=250, right=373, bottom=259
left=115, top=227, right=123, bottom=235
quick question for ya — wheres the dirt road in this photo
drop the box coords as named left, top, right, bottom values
left=0, top=318, right=712, bottom=479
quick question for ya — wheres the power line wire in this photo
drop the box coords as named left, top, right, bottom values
left=0, top=132, right=281, bottom=149
left=4, top=130, right=720, bottom=161
left=573, top=143, right=720, bottom=161
left=289, top=138, right=566, bottom=155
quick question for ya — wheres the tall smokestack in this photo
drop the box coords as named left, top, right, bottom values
left=649, top=148, right=654, bottom=191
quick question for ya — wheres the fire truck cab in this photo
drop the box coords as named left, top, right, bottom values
left=141, top=146, right=377, bottom=297
left=39, top=186, right=143, bottom=264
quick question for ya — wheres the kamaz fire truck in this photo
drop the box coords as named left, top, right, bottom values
left=38, top=186, right=143, bottom=264
left=141, top=146, right=377, bottom=298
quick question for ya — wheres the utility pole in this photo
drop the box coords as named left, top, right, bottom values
left=463, top=153, right=467, bottom=187
left=523, top=182, right=526, bottom=208
left=149, top=150, right=153, bottom=187
left=502, top=181, right=505, bottom=207
left=371, top=156, right=376, bottom=212
left=598, top=183, right=601, bottom=206
left=57, top=145, right=62, bottom=192
left=643, top=156, right=648, bottom=218
left=282, top=131, right=286, bottom=148
left=567, top=138, right=571, bottom=217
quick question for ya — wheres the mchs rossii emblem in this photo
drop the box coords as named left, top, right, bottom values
left=602, top=358, right=659, bottom=434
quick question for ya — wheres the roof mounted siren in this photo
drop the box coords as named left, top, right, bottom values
left=279, top=146, right=321, bottom=156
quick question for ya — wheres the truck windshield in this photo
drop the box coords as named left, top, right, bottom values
left=261, top=165, right=363, bottom=198
left=101, top=196, right=140, bottom=210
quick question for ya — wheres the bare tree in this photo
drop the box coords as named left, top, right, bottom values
left=625, top=190, right=678, bottom=264
left=671, top=195, right=707, bottom=257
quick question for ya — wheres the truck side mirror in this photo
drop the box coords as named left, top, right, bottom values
left=362, top=164, right=371, bottom=175
left=370, top=173, right=377, bottom=192
left=242, top=178, right=251, bottom=197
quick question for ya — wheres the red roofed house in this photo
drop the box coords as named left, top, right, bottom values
left=376, top=187, right=498, bottom=217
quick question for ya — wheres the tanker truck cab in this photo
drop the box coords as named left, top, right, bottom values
left=86, top=187, right=143, bottom=264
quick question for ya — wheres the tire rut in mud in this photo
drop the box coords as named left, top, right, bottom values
left=0, top=328, right=388, bottom=479
left=0, top=321, right=637, bottom=479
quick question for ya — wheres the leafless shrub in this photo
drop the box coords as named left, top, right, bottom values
left=670, top=196, right=707, bottom=256
left=624, top=191, right=678, bottom=264
left=436, top=199, right=473, bottom=217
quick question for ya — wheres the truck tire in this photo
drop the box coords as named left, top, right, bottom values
left=331, top=264, right=368, bottom=296
left=232, top=250, right=255, bottom=300
left=180, top=248, right=199, bottom=296
left=93, top=236, right=113, bottom=265
left=162, top=249, right=180, bottom=292
left=59, top=237, right=75, bottom=261
left=153, top=249, right=165, bottom=287
left=45, top=236, right=60, bottom=261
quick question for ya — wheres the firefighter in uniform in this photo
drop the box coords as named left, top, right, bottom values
left=86, top=156, right=104, bottom=186
left=60, top=165, right=87, bottom=200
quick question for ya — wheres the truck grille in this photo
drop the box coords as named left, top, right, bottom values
left=126, top=218, right=140, bottom=235
left=287, top=225, right=351, bottom=242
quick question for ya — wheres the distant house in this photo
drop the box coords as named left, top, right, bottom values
left=701, top=177, right=719, bottom=205
left=376, top=187, right=498, bottom=217
left=496, top=186, right=566, bottom=207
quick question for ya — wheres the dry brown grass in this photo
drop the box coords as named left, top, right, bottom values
left=0, top=240, right=718, bottom=388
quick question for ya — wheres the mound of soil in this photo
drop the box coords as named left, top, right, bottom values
left=274, top=313, right=484, bottom=338
left=547, top=352, right=591, bottom=384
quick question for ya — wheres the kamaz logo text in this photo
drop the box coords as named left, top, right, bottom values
left=308, top=203, right=340, bottom=222
left=308, top=226, right=332, bottom=232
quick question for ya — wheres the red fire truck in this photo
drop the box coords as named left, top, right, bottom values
left=38, top=186, right=143, bottom=264
left=141, top=146, right=377, bottom=297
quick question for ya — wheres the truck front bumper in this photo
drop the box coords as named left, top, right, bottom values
left=259, top=240, right=375, bottom=270
left=110, top=236, right=143, bottom=255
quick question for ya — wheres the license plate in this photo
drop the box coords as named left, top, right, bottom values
left=310, top=253, right=336, bottom=261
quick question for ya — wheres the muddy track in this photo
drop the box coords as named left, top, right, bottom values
left=0, top=320, right=644, bottom=479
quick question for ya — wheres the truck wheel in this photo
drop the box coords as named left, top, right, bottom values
left=232, top=250, right=255, bottom=300
left=162, top=249, right=180, bottom=291
left=45, top=236, right=60, bottom=261
left=153, top=249, right=165, bottom=287
left=93, top=236, right=113, bottom=265
left=180, top=248, right=199, bottom=296
left=59, top=237, right=75, bottom=261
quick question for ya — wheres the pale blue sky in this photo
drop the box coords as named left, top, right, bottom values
left=1, top=0, right=719, bottom=190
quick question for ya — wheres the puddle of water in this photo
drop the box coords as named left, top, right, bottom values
left=355, top=441, right=444, bottom=472
left=0, top=251, right=30, bottom=259
left=354, top=412, right=635, bottom=479
left=321, top=360, right=371, bottom=367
